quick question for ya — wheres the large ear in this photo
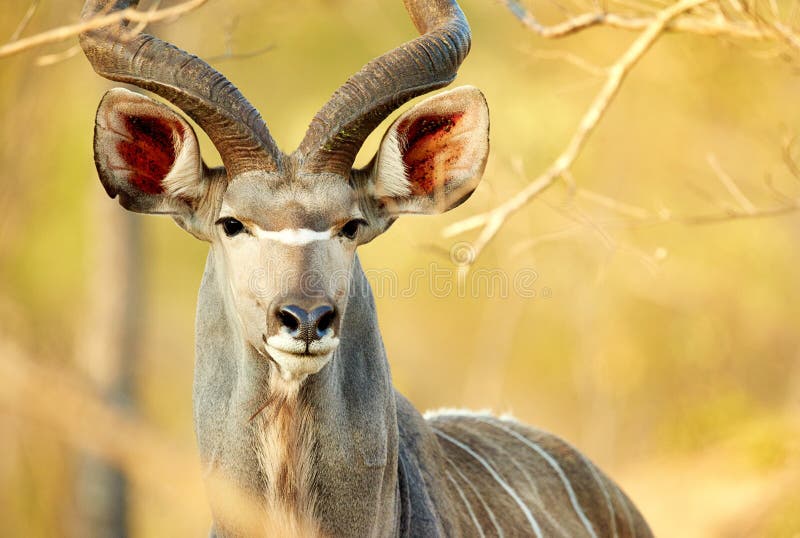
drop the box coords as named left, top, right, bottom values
left=368, top=85, right=489, bottom=216
left=93, top=87, right=223, bottom=240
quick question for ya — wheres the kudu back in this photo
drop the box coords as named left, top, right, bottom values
left=79, top=0, right=653, bottom=536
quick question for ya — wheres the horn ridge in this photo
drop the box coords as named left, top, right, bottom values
left=296, top=0, right=471, bottom=177
left=80, top=0, right=283, bottom=176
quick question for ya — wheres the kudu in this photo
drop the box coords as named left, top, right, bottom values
left=79, top=0, right=653, bottom=536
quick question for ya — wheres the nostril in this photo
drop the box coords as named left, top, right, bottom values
left=316, top=308, right=335, bottom=334
left=277, top=307, right=302, bottom=333
left=275, top=303, right=335, bottom=343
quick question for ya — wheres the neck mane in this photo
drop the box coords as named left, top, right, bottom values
left=193, top=251, right=400, bottom=535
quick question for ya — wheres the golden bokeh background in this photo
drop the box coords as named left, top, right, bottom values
left=1, top=0, right=799, bottom=536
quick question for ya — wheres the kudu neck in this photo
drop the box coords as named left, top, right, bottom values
left=193, top=251, right=400, bottom=535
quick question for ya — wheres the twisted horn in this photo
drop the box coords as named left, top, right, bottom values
left=80, top=0, right=282, bottom=176
left=296, top=0, right=471, bottom=177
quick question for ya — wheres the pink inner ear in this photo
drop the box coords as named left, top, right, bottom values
left=116, top=115, right=181, bottom=195
left=400, top=112, right=464, bottom=195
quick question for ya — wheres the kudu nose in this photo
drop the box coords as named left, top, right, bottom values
left=276, top=304, right=337, bottom=343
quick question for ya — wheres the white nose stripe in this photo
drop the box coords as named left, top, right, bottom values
left=254, top=227, right=332, bottom=246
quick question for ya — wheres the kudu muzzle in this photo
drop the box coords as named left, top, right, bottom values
left=272, top=302, right=338, bottom=349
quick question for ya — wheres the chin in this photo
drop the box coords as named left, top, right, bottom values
left=264, top=342, right=338, bottom=383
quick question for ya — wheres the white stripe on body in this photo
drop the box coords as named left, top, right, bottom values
left=432, top=428, right=543, bottom=538
left=444, top=469, right=486, bottom=538
left=490, top=440, right=572, bottom=538
left=612, top=479, right=635, bottom=534
left=440, top=450, right=501, bottom=537
left=480, top=419, right=598, bottom=538
left=579, top=451, right=619, bottom=538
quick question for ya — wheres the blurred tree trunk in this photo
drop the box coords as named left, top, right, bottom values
left=71, top=182, right=143, bottom=538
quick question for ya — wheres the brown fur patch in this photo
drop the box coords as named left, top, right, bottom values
left=428, top=413, right=653, bottom=537
left=117, top=115, right=180, bottom=195
left=400, top=113, right=464, bottom=195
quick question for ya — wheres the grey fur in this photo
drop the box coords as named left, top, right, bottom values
left=80, top=0, right=653, bottom=534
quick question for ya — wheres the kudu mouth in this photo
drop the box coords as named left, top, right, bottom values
left=262, top=332, right=340, bottom=358
left=261, top=332, right=340, bottom=382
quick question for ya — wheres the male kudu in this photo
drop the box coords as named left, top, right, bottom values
left=79, top=0, right=653, bottom=536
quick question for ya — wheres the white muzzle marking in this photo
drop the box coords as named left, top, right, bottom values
left=265, top=332, right=339, bottom=382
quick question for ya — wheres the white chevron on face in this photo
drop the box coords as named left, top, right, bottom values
left=254, top=226, right=333, bottom=246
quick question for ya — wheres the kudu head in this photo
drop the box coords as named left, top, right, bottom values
left=80, top=0, right=489, bottom=384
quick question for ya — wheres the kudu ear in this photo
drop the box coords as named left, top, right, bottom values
left=368, top=86, right=489, bottom=216
left=93, top=88, right=223, bottom=240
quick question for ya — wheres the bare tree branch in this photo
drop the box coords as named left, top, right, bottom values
left=503, top=0, right=770, bottom=39
left=0, top=340, right=203, bottom=515
left=0, top=0, right=208, bottom=59
left=444, top=0, right=709, bottom=270
left=0, top=340, right=272, bottom=536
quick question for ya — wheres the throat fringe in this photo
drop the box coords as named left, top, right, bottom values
left=252, top=381, right=322, bottom=536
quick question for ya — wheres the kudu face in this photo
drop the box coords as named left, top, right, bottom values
left=213, top=173, right=359, bottom=382
left=92, top=86, right=488, bottom=382
left=81, top=0, right=488, bottom=383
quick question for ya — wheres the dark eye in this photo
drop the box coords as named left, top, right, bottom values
left=217, top=217, right=245, bottom=237
left=339, top=219, right=365, bottom=240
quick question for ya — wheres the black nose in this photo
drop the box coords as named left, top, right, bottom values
left=276, top=304, right=337, bottom=343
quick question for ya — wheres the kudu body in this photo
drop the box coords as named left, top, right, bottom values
left=79, top=0, right=653, bottom=536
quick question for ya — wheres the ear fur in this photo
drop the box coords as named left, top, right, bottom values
left=93, top=88, right=223, bottom=240
left=369, top=85, right=489, bottom=216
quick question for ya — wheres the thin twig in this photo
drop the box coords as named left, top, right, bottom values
left=782, top=133, right=800, bottom=179
left=508, top=225, right=585, bottom=257
left=0, top=340, right=270, bottom=536
left=707, top=153, right=757, bottom=214
left=445, top=0, right=709, bottom=269
left=763, top=174, right=796, bottom=205
left=206, top=43, right=276, bottom=63
left=10, top=0, right=40, bottom=42
left=0, top=341, right=203, bottom=514
left=592, top=199, right=800, bottom=227
left=548, top=198, right=619, bottom=251
left=684, top=178, right=739, bottom=212
left=35, top=44, right=81, bottom=67
left=204, top=15, right=276, bottom=63
left=120, top=0, right=162, bottom=41
left=521, top=47, right=609, bottom=76
left=503, top=0, right=765, bottom=39
left=0, top=0, right=208, bottom=59
left=576, top=187, right=653, bottom=219
left=770, top=19, right=800, bottom=51
left=669, top=202, right=800, bottom=224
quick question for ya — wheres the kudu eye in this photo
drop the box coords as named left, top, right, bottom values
left=339, top=219, right=365, bottom=240
left=217, top=217, right=246, bottom=237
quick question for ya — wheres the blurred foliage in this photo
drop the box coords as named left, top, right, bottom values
left=1, top=0, right=800, bottom=536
